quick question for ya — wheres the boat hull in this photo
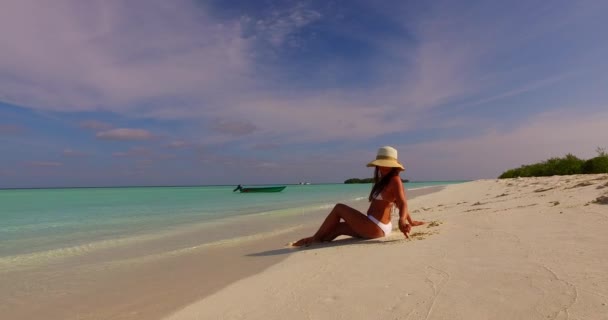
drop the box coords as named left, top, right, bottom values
left=239, top=186, right=286, bottom=193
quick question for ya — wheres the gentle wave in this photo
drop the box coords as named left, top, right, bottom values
left=0, top=224, right=306, bottom=274
left=0, top=205, right=316, bottom=273
left=0, top=216, right=232, bottom=272
left=407, top=185, right=446, bottom=191
left=110, top=225, right=306, bottom=266
left=0, top=232, right=165, bottom=273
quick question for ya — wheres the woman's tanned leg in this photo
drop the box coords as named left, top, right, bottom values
left=293, top=204, right=383, bottom=246
left=321, top=222, right=359, bottom=241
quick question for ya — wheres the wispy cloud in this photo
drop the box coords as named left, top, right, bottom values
left=2, top=1, right=608, bottom=186
left=62, top=148, right=90, bottom=157
left=453, top=74, right=571, bottom=111
left=255, top=162, right=279, bottom=168
left=0, top=169, right=13, bottom=177
left=111, top=147, right=177, bottom=162
left=0, top=0, right=251, bottom=112
left=2, top=0, right=601, bottom=146
left=79, top=120, right=112, bottom=131
left=251, top=143, right=281, bottom=150
left=211, top=119, right=257, bottom=136
left=157, top=154, right=177, bottom=160
left=241, top=3, right=321, bottom=47
left=25, top=161, right=63, bottom=167
left=397, top=108, right=608, bottom=180
left=96, top=128, right=154, bottom=141
left=374, top=1, right=602, bottom=114
left=225, top=96, right=405, bottom=143
left=0, top=124, right=25, bottom=134
left=112, top=147, right=152, bottom=157
left=166, top=140, right=190, bottom=149
left=135, top=159, right=154, bottom=170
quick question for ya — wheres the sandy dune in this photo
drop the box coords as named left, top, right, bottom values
left=166, top=174, right=608, bottom=320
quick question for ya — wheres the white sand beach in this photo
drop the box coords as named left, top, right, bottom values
left=166, top=174, right=608, bottom=320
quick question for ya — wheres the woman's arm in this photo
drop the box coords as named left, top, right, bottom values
left=392, top=176, right=424, bottom=238
left=393, top=175, right=413, bottom=224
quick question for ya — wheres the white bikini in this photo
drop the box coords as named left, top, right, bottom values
left=368, top=192, right=394, bottom=236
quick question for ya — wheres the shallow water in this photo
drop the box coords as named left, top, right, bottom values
left=0, top=182, right=464, bottom=269
left=0, top=182, right=461, bottom=319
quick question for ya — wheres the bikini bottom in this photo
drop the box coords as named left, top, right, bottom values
left=367, top=215, right=392, bottom=236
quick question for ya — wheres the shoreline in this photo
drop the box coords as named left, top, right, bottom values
left=147, top=185, right=444, bottom=319
left=0, top=186, right=444, bottom=320
left=165, top=174, right=608, bottom=319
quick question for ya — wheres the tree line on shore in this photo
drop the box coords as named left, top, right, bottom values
left=499, top=147, right=608, bottom=178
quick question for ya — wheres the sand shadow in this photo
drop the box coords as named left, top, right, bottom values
left=246, top=237, right=404, bottom=257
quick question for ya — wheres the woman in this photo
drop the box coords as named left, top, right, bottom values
left=292, top=146, right=424, bottom=247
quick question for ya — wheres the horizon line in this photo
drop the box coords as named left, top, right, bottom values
left=0, top=180, right=473, bottom=191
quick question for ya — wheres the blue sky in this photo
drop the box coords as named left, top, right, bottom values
left=1, top=0, right=607, bottom=188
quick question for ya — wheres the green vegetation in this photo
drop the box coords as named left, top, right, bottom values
left=344, top=178, right=409, bottom=184
left=499, top=148, right=608, bottom=178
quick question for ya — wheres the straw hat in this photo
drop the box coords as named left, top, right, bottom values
left=366, top=146, right=405, bottom=171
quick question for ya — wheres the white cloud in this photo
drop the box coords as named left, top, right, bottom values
left=0, top=0, right=250, bottom=111
left=397, top=108, right=608, bottom=180
left=96, top=128, right=153, bottom=141
left=1, top=0, right=606, bottom=149
left=375, top=1, right=602, bottom=113
left=229, top=96, right=403, bottom=143
left=242, top=4, right=321, bottom=47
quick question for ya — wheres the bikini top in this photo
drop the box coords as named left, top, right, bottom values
left=374, top=192, right=396, bottom=214
left=374, top=191, right=393, bottom=203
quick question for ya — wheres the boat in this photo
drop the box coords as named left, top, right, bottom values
left=233, top=185, right=286, bottom=193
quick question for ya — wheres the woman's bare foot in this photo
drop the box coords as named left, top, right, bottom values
left=291, top=236, right=314, bottom=247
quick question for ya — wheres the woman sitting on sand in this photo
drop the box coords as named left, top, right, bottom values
left=292, top=146, right=424, bottom=247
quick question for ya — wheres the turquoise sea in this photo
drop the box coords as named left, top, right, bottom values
left=0, top=182, right=463, bottom=270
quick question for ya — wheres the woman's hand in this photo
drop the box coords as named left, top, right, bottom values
left=398, top=219, right=412, bottom=239
left=411, top=220, right=425, bottom=227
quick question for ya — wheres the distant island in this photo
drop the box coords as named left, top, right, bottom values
left=344, top=178, right=409, bottom=184
left=499, top=148, right=608, bottom=178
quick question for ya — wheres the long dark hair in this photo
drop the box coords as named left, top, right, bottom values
left=368, top=167, right=400, bottom=201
